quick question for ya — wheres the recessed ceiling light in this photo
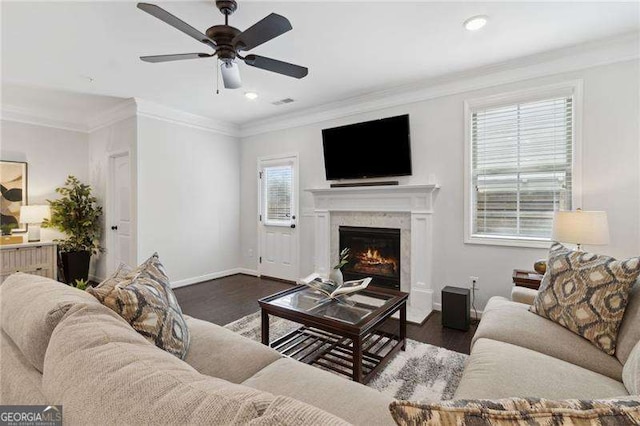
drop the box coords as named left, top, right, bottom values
left=245, top=91, right=258, bottom=100
left=464, top=15, right=488, bottom=31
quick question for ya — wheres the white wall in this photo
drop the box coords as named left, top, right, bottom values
left=0, top=119, right=89, bottom=242
left=88, top=116, right=137, bottom=280
left=137, top=116, right=241, bottom=286
left=240, top=59, right=640, bottom=310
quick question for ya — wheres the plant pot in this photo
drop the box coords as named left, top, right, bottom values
left=60, top=250, right=91, bottom=285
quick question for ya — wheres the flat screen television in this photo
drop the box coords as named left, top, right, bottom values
left=322, top=114, right=412, bottom=180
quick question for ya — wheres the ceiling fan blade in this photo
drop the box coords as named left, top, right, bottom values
left=140, top=53, right=214, bottom=63
left=243, top=55, right=308, bottom=79
left=137, top=3, right=216, bottom=47
left=220, top=62, right=242, bottom=89
left=232, top=13, right=292, bottom=51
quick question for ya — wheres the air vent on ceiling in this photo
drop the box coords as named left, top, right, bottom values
left=272, top=98, right=295, bottom=106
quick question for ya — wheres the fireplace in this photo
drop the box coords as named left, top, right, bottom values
left=339, top=226, right=401, bottom=290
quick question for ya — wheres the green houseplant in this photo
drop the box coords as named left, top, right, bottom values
left=1, top=223, right=17, bottom=236
left=329, top=248, right=350, bottom=285
left=43, top=176, right=103, bottom=284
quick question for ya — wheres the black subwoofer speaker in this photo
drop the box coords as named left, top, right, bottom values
left=441, top=286, right=470, bottom=331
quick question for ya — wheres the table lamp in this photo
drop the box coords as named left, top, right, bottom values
left=552, top=209, right=609, bottom=251
left=20, top=205, right=50, bottom=242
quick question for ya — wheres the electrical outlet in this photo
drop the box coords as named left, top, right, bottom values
left=248, top=248, right=254, bottom=258
left=470, top=276, right=479, bottom=290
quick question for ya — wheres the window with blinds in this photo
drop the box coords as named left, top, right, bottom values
left=470, top=96, right=573, bottom=240
left=263, top=165, right=293, bottom=225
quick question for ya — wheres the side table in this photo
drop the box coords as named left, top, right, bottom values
left=512, top=269, right=543, bottom=290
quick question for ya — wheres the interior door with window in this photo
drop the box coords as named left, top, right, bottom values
left=258, top=156, right=299, bottom=282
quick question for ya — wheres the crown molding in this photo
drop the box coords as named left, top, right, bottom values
left=134, top=98, right=240, bottom=137
left=1, top=97, right=240, bottom=137
left=239, top=32, right=640, bottom=138
left=0, top=104, right=89, bottom=133
left=88, top=98, right=240, bottom=136
left=87, top=98, right=138, bottom=133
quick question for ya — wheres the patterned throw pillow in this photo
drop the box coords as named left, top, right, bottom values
left=530, top=242, right=640, bottom=355
left=87, top=253, right=190, bottom=359
left=389, top=397, right=640, bottom=426
left=87, top=262, right=132, bottom=300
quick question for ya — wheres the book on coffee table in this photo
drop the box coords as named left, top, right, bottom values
left=299, top=273, right=372, bottom=299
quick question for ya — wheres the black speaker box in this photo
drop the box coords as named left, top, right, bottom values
left=441, top=286, right=470, bottom=331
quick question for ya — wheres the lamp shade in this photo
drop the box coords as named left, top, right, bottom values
left=20, top=205, right=50, bottom=224
left=552, top=210, right=609, bottom=245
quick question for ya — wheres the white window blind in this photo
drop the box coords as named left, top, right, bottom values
left=471, top=96, right=573, bottom=239
left=263, top=165, right=293, bottom=225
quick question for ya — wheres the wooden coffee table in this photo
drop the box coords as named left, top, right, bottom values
left=258, top=285, right=408, bottom=384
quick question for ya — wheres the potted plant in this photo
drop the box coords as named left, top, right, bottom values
left=1, top=223, right=17, bottom=236
left=42, top=176, right=103, bottom=284
left=329, top=248, right=350, bottom=285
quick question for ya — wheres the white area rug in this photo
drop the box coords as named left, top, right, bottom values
left=225, top=311, right=468, bottom=401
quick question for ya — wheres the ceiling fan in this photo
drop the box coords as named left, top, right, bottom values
left=137, top=1, right=308, bottom=90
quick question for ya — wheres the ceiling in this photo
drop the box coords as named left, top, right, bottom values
left=2, top=1, right=639, bottom=125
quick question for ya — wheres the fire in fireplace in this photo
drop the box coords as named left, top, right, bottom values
left=339, top=226, right=401, bottom=290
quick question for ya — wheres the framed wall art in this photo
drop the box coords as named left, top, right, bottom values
left=1, top=160, right=28, bottom=233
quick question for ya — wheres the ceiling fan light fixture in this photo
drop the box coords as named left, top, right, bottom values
left=220, top=61, right=242, bottom=89
left=464, top=15, right=488, bottom=31
left=244, top=91, right=259, bottom=100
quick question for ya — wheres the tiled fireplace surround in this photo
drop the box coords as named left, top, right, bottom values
left=307, top=184, right=439, bottom=323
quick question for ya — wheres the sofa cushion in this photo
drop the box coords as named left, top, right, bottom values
left=510, top=286, right=538, bottom=305
left=616, top=282, right=640, bottom=364
left=530, top=242, right=640, bottom=355
left=88, top=253, right=190, bottom=359
left=623, top=340, right=640, bottom=394
left=475, top=296, right=623, bottom=380
left=243, top=357, right=395, bottom=426
left=253, top=396, right=349, bottom=426
left=0, top=330, right=47, bottom=405
left=455, top=338, right=628, bottom=400
left=43, top=303, right=349, bottom=425
left=0, top=272, right=103, bottom=372
left=184, top=316, right=281, bottom=383
left=389, top=397, right=640, bottom=426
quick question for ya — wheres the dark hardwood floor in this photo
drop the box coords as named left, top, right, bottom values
left=174, top=274, right=477, bottom=354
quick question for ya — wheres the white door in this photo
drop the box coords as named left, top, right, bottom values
left=258, top=156, right=299, bottom=282
left=109, top=154, right=132, bottom=271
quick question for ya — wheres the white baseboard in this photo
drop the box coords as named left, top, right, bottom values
left=235, top=268, right=259, bottom=277
left=433, top=302, right=483, bottom=320
left=171, top=268, right=256, bottom=288
left=92, top=268, right=258, bottom=289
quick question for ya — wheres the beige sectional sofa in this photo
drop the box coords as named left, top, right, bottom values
left=2, top=273, right=637, bottom=425
left=454, top=285, right=639, bottom=400
left=0, top=273, right=394, bottom=425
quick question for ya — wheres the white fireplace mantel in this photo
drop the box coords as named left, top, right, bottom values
left=306, top=184, right=439, bottom=214
left=306, top=184, right=440, bottom=323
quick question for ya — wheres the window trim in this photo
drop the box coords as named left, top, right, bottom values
left=463, top=80, right=583, bottom=248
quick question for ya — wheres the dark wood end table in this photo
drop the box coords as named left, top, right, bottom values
left=258, top=285, right=408, bottom=384
left=512, top=269, right=543, bottom=290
